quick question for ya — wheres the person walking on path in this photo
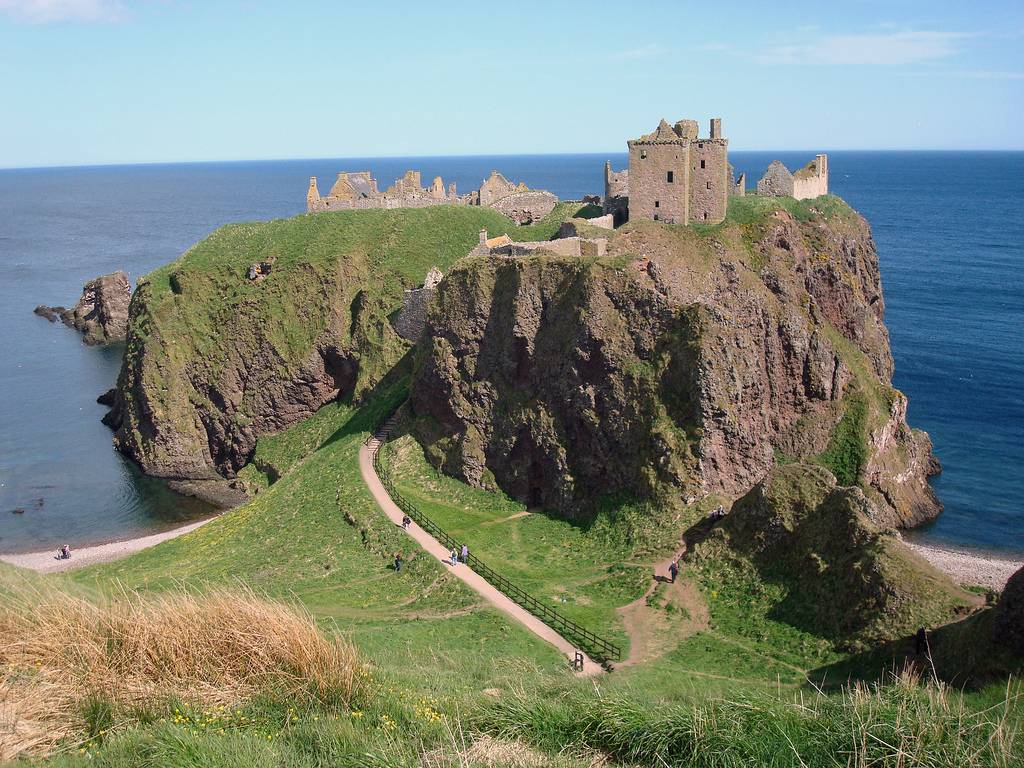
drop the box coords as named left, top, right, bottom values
left=402, top=514, right=412, bottom=530
left=460, top=544, right=469, bottom=564
left=668, top=559, right=679, bottom=584
left=450, top=548, right=458, bottom=567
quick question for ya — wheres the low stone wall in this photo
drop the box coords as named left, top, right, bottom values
left=556, top=215, right=614, bottom=240
left=490, top=236, right=607, bottom=259
left=309, top=196, right=457, bottom=213
left=489, top=190, right=558, bottom=224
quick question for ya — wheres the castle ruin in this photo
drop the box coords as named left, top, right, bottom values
left=307, top=169, right=558, bottom=224
left=602, top=117, right=830, bottom=224
left=755, top=155, right=829, bottom=200
left=604, top=117, right=729, bottom=226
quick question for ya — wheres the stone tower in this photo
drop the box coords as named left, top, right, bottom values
left=307, top=176, right=321, bottom=209
left=626, top=117, right=729, bottom=225
left=603, top=160, right=630, bottom=225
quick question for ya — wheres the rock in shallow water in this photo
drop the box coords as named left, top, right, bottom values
left=35, top=271, right=131, bottom=345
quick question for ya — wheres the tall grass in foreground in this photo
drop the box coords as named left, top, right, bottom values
left=0, top=582, right=367, bottom=761
left=477, top=671, right=1022, bottom=767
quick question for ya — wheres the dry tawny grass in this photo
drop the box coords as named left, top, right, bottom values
left=0, top=581, right=366, bottom=761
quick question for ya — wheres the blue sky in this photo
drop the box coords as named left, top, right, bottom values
left=0, top=0, right=1021, bottom=167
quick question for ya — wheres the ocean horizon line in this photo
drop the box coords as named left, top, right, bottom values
left=4, top=147, right=1024, bottom=174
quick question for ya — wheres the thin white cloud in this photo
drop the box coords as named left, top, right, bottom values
left=951, top=69, right=1024, bottom=80
left=611, top=43, right=668, bottom=61
left=761, top=30, right=967, bottom=66
left=0, top=0, right=124, bottom=23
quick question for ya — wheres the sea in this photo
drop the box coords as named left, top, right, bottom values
left=0, top=152, right=1021, bottom=555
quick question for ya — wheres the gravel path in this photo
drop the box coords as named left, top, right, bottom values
left=905, top=541, right=1023, bottom=591
left=360, top=431, right=603, bottom=675
left=0, top=517, right=216, bottom=574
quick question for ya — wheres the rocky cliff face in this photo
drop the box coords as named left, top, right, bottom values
left=410, top=198, right=940, bottom=529
left=105, top=247, right=397, bottom=493
left=35, top=271, right=131, bottom=345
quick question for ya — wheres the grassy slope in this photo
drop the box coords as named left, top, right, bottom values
left=382, top=434, right=649, bottom=650
left=383, top=433, right=854, bottom=695
left=73, top=382, right=567, bottom=694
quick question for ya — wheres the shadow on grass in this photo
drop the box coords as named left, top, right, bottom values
left=320, top=350, right=414, bottom=452
left=808, top=607, right=1023, bottom=691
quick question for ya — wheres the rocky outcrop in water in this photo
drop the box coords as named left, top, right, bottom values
left=410, top=199, right=940, bottom=529
left=35, top=271, right=131, bottom=345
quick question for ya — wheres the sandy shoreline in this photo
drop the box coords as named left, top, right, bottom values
left=0, top=516, right=218, bottom=574
left=904, top=540, right=1023, bottom=591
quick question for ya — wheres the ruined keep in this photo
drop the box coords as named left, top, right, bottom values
left=307, top=169, right=557, bottom=223
left=604, top=117, right=729, bottom=226
left=755, top=154, right=829, bottom=200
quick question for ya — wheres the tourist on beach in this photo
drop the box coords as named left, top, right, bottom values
left=450, top=548, right=458, bottom=566
left=461, top=544, right=468, bottom=564
left=57, top=544, right=70, bottom=560
left=394, top=552, right=403, bottom=572
left=669, top=560, right=679, bottom=584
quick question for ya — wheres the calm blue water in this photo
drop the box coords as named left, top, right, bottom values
left=0, top=153, right=1021, bottom=554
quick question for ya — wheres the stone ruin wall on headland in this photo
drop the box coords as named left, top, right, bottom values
left=307, top=169, right=558, bottom=224
left=755, top=154, right=829, bottom=200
